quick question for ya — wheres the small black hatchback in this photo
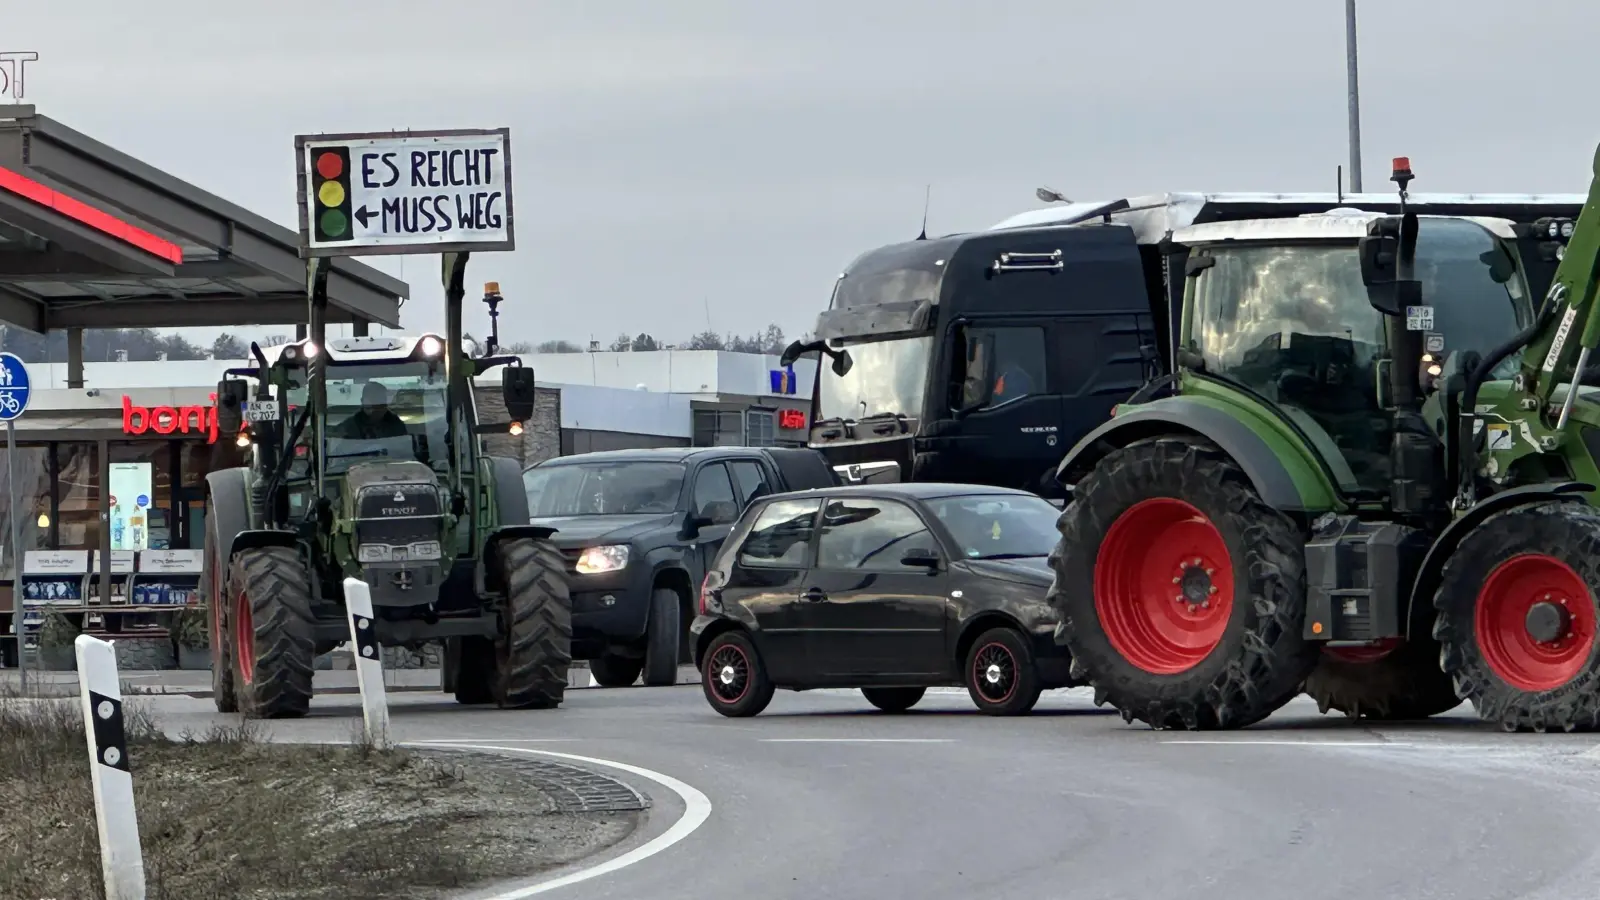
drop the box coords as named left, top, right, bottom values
left=689, top=482, right=1078, bottom=717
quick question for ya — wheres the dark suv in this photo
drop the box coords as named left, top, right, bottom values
left=690, top=482, right=1079, bottom=716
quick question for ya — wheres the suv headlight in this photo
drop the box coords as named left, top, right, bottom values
left=575, top=544, right=629, bottom=574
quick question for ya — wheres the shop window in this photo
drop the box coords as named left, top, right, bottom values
left=111, top=442, right=177, bottom=552
left=55, top=442, right=101, bottom=555
left=745, top=410, right=777, bottom=447
left=0, top=446, right=52, bottom=582
left=692, top=409, right=744, bottom=447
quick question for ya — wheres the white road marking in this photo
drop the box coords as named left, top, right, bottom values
left=1161, top=740, right=1413, bottom=747
left=411, top=742, right=711, bottom=898
left=407, top=738, right=583, bottom=743
left=758, top=738, right=956, bottom=743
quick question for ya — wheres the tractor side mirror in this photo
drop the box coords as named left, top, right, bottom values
left=502, top=367, right=537, bottom=422
left=1359, top=221, right=1422, bottom=316
left=215, top=378, right=249, bottom=439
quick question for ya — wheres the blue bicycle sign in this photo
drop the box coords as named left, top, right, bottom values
left=0, top=351, right=29, bottom=422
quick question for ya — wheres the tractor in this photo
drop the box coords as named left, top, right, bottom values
left=1047, top=150, right=1600, bottom=733
left=203, top=253, right=571, bottom=718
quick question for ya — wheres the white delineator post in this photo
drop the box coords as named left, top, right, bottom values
left=343, top=577, right=392, bottom=748
left=74, top=634, right=147, bottom=900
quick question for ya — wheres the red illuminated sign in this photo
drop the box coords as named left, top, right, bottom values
left=122, top=394, right=219, bottom=444
left=778, top=409, right=807, bottom=430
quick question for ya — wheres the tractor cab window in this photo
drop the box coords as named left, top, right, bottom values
left=287, top=362, right=451, bottom=476
left=1189, top=242, right=1389, bottom=489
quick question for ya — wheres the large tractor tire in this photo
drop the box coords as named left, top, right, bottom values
left=200, top=497, right=237, bottom=714
left=225, top=546, right=316, bottom=719
left=477, top=537, right=573, bottom=709
left=1433, top=501, right=1600, bottom=733
left=1049, top=436, right=1320, bottom=730
left=1302, top=637, right=1461, bottom=721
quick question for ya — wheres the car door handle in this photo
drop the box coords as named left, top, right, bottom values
left=801, top=587, right=827, bottom=603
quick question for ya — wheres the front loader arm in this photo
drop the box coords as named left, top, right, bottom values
left=1527, top=143, right=1600, bottom=419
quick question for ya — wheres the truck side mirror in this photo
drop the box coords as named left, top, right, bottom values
left=779, top=340, right=808, bottom=367
left=831, top=350, right=853, bottom=377
left=215, top=378, right=249, bottom=439
left=502, top=367, right=537, bottom=421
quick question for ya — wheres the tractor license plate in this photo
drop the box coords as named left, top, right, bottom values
left=1405, top=305, right=1434, bottom=331
left=244, top=400, right=279, bottom=422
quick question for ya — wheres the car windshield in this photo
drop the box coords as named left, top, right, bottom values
left=924, top=493, right=1061, bottom=559
left=524, top=462, right=686, bottom=516
left=817, top=336, right=932, bottom=421
left=286, top=361, right=450, bottom=475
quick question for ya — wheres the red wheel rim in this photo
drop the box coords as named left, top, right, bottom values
left=1474, top=553, right=1595, bottom=692
left=1094, top=497, right=1235, bottom=675
left=971, top=641, right=1018, bottom=705
left=705, top=644, right=750, bottom=704
left=1324, top=638, right=1402, bottom=664
left=234, top=589, right=255, bottom=685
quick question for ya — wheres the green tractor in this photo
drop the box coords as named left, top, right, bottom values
left=1048, top=151, right=1600, bottom=732
left=203, top=253, right=571, bottom=718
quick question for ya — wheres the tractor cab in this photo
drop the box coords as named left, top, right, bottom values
left=1172, top=209, right=1539, bottom=496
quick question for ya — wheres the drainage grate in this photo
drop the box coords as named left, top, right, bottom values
left=518, top=759, right=652, bottom=813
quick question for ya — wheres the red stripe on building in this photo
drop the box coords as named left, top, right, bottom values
left=0, top=164, right=184, bottom=264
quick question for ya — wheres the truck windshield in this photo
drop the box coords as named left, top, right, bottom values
left=524, top=462, right=686, bottom=516
left=286, top=361, right=450, bottom=475
left=818, top=336, right=932, bottom=421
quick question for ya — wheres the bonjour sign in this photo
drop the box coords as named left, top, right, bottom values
left=122, top=395, right=221, bottom=444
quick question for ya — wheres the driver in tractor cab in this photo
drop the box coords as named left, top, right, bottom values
left=339, top=381, right=409, bottom=440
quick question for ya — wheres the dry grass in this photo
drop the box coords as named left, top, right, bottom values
left=0, top=699, right=639, bottom=900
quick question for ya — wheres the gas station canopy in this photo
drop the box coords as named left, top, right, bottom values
left=0, top=104, right=406, bottom=333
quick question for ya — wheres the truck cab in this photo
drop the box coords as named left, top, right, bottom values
left=791, top=191, right=1586, bottom=497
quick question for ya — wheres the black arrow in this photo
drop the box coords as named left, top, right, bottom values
left=354, top=205, right=375, bottom=228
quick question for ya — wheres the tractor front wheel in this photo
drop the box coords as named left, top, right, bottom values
left=1302, top=637, right=1461, bottom=721
left=225, top=546, right=316, bottom=719
left=1049, top=437, right=1320, bottom=730
left=1434, top=501, right=1600, bottom=732
left=487, top=537, right=573, bottom=709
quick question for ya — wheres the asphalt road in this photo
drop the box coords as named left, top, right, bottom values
left=139, top=683, right=1600, bottom=900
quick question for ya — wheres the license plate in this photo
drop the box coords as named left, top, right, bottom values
left=244, top=400, right=279, bottom=422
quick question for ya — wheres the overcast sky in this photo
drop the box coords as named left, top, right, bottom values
left=10, top=0, right=1600, bottom=350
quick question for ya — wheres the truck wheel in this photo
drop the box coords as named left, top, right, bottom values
left=702, top=629, right=774, bottom=717
left=1302, top=637, right=1461, bottom=720
left=226, top=546, right=315, bottom=719
left=590, top=654, right=644, bottom=687
left=641, top=587, right=681, bottom=687
left=862, top=687, right=926, bottom=712
left=1433, top=501, right=1600, bottom=733
left=1049, top=437, right=1319, bottom=730
left=201, top=499, right=237, bottom=714
left=964, top=626, right=1043, bottom=716
left=490, top=537, right=573, bottom=709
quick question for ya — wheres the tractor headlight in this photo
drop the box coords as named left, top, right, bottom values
left=575, top=544, right=629, bottom=574
left=358, top=541, right=443, bottom=563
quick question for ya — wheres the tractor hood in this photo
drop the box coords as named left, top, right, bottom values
left=530, top=513, right=678, bottom=547
left=343, top=460, right=450, bottom=608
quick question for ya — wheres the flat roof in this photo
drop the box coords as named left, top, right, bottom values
left=0, top=104, right=407, bottom=332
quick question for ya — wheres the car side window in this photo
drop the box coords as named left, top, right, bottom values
left=692, top=463, right=740, bottom=525
left=727, top=460, right=771, bottom=505
left=815, top=498, right=936, bottom=571
left=737, top=499, right=822, bottom=568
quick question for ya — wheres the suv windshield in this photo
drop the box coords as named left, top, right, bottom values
left=287, top=361, right=450, bottom=476
left=924, top=493, right=1061, bottom=559
left=524, top=462, right=686, bottom=517
left=818, top=336, right=932, bottom=421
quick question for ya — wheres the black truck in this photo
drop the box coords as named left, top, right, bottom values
left=521, top=446, right=837, bottom=686
left=781, top=191, right=1586, bottom=498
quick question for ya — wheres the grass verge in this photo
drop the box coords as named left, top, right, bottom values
left=0, top=699, right=640, bottom=900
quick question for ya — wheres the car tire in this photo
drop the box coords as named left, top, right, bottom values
left=964, top=626, right=1043, bottom=716
left=862, top=686, right=926, bottom=713
left=701, top=630, right=774, bottom=717
left=642, top=587, right=681, bottom=687
left=590, top=654, right=644, bottom=687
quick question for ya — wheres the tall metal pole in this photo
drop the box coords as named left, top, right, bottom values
left=8, top=420, right=23, bottom=690
left=1345, top=0, right=1364, bottom=192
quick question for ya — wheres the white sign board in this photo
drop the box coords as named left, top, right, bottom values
left=137, top=549, right=204, bottom=575
left=91, top=551, right=137, bottom=574
left=24, top=550, right=89, bottom=575
left=295, top=128, right=515, bottom=258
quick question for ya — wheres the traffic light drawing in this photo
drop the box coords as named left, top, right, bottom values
left=311, top=146, right=354, bottom=242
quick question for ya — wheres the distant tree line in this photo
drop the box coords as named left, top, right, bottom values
left=534, top=324, right=796, bottom=355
